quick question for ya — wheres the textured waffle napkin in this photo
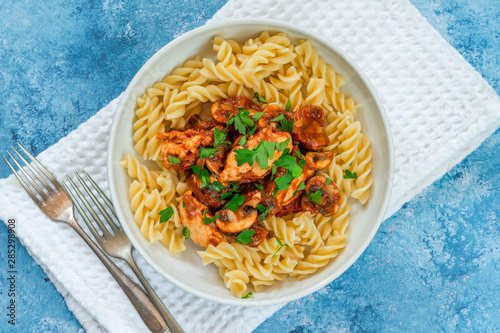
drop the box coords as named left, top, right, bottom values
left=2, top=0, right=500, bottom=332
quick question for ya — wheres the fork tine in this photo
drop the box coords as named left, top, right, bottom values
left=5, top=151, right=50, bottom=202
left=16, top=142, right=62, bottom=190
left=62, top=181, right=105, bottom=245
left=3, top=156, right=42, bottom=205
left=11, top=146, right=58, bottom=195
left=75, top=172, right=120, bottom=233
left=83, top=170, right=116, bottom=215
left=65, top=176, right=112, bottom=238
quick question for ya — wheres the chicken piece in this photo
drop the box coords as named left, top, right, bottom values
left=301, top=176, right=341, bottom=216
left=292, top=105, right=329, bottom=151
left=186, top=174, right=227, bottom=209
left=215, top=190, right=261, bottom=233
left=157, top=128, right=217, bottom=170
left=219, top=127, right=292, bottom=184
left=211, top=96, right=262, bottom=123
left=219, top=222, right=268, bottom=247
left=179, top=191, right=224, bottom=247
left=274, top=151, right=334, bottom=206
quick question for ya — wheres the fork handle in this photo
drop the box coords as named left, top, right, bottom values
left=69, top=219, right=170, bottom=333
left=126, top=256, right=184, bottom=333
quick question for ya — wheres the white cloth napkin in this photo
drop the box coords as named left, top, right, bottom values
left=2, top=0, right=500, bottom=332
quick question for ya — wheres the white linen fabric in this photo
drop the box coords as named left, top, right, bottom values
left=1, top=0, right=499, bottom=332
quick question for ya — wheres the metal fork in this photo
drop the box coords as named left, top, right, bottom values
left=3, top=143, right=171, bottom=333
left=64, top=171, right=183, bottom=333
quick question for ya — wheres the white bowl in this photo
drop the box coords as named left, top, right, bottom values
left=107, top=19, right=394, bottom=306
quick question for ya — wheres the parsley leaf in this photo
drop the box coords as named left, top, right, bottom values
left=182, top=227, right=190, bottom=239
left=253, top=183, right=264, bottom=192
left=272, top=237, right=290, bottom=257
left=278, top=117, right=294, bottom=134
left=285, top=95, right=292, bottom=111
left=214, top=128, right=228, bottom=148
left=307, top=190, right=323, bottom=204
left=199, top=147, right=218, bottom=159
left=224, top=193, right=246, bottom=211
left=182, top=201, right=186, bottom=208
left=257, top=204, right=270, bottom=221
left=234, top=148, right=258, bottom=166
left=271, top=165, right=277, bottom=176
left=242, top=291, right=253, bottom=299
left=237, top=229, right=255, bottom=244
left=271, top=114, right=284, bottom=122
left=274, top=154, right=303, bottom=178
left=191, top=165, right=210, bottom=188
left=253, top=92, right=268, bottom=104
left=208, top=181, right=225, bottom=192
left=326, top=178, right=332, bottom=185
left=293, top=181, right=306, bottom=197
left=343, top=170, right=358, bottom=179
left=238, top=136, right=247, bottom=146
left=159, top=206, right=174, bottom=223
left=221, top=192, right=234, bottom=200
left=203, top=210, right=219, bottom=225
left=275, top=138, right=291, bottom=151
left=256, top=204, right=268, bottom=213
left=228, top=108, right=255, bottom=135
left=263, top=141, right=276, bottom=159
left=274, top=172, right=294, bottom=191
left=252, top=111, right=265, bottom=122
left=248, top=125, right=257, bottom=135
left=167, top=156, right=181, bottom=165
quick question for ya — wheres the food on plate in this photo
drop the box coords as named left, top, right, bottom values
left=120, top=31, right=373, bottom=298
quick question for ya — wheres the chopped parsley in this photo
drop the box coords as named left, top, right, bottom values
left=182, top=201, right=186, bottom=208
left=252, top=111, right=265, bottom=122
left=224, top=193, right=246, bottom=212
left=234, top=138, right=290, bottom=170
left=191, top=165, right=210, bottom=188
left=253, top=92, right=268, bottom=104
left=238, top=136, right=247, bottom=146
left=293, top=181, right=306, bottom=197
left=182, top=227, right=190, bottom=239
left=213, top=128, right=228, bottom=148
left=326, top=178, right=332, bottom=185
left=285, top=95, right=292, bottom=111
left=275, top=138, right=290, bottom=152
left=274, top=154, right=303, bottom=178
left=271, top=114, right=294, bottom=134
left=237, top=229, right=255, bottom=244
left=307, top=190, right=323, bottom=204
left=242, top=291, right=253, bottom=299
left=221, top=192, right=234, bottom=200
left=203, top=210, right=219, bottom=225
left=343, top=170, right=358, bottom=179
left=208, top=181, right=225, bottom=192
left=257, top=204, right=270, bottom=221
left=159, top=206, right=174, bottom=223
left=227, top=108, right=255, bottom=135
left=272, top=237, right=290, bottom=258
left=167, top=155, right=181, bottom=165
left=274, top=172, right=294, bottom=192
left=199, top=147, right=218, bottom=159
left=253, top=183, right=264, bottom=192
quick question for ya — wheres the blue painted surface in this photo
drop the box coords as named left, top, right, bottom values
left=0, top=0, right=498, bottom=332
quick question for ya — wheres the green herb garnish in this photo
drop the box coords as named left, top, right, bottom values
left=274, top=172, right=294, bottom=192
left=253, top=183, right=264, bottom=192
left=203, top=210, right=219, bottom=225
left=213, top=128, right=228, bottom=148
left=252, top=111, right=265, bottom=122
left=343, top=170, right=358, bottom=179
left=208, top=181, right=226, bottom=192
left=199, top=147, right=218, bottom=159
left=228, top=108, right=255, bottom=135
left=237, top=229, right=255, bottom=244
left=285, top=95, right=292, bottom=111
left=224, top=193, right=246, bottom=212
left=159, top=206, right=174, bottom=223
left=167, top=156, right=181, bottom=165
left=257, top=204, right=270, bottom=221
left=242, top=291, right=253, bottom=299
left=253, top=92, right=268, bottom=104
left=182, top=201, right=186, bottom=208
left=293, top=181, right=306, bottom=197
left=307, top=190, right=323, bottom=204
left=238, top=136, right=247, bottom=146
left=272, top=237, right=290, bottom=258
left=271, top=114, right=294, bottom=134
left=274, top=154, right=303, bottom=178
left=191, top=165, right=210, bottom=188
left=326, top=178, right=332, bottom=185
left=182, top=227, right=190, bottom=239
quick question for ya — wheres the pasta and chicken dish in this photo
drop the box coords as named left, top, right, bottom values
left=120, top=31, right=373, bottom=298
left=159, top=96, right=341, bottom=249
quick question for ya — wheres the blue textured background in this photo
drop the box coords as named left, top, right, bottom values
left=0, top=0, right=498, bottom=332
